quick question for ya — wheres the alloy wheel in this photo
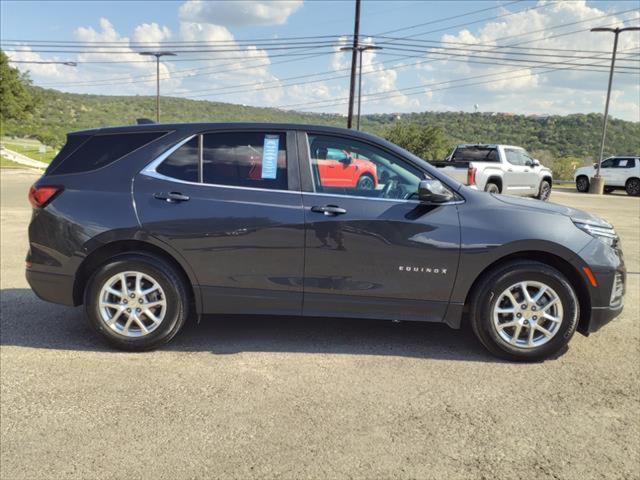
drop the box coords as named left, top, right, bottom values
left=539, top=182, right=551, bottom=200
left=357, top=176, right=375, bottom=190
left=576, top=177, right=589, bottom=192
left=627, top=179, right=640, bottom=196
left=492, top=281, right=563, bottom=349
left=98, top=271, right=167, bottom=337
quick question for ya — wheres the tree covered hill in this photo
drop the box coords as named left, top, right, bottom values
left=2, top=86, right=638, bottom=160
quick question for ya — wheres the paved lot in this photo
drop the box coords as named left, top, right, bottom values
left=1, top=169, right=639, bottom=480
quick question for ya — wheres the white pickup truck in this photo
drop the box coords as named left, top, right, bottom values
left=431, top=144, right=554, bottom=201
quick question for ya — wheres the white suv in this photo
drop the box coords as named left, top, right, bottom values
left=575, top=156, right=640, bottom=196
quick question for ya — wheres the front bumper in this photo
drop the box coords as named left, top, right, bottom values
left=586, top=303, right=625, bottom=334
left=26, top=268, right=76, bottom=306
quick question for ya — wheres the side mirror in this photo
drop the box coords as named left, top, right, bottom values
left=339, top=154, right=352, bottom=165
left=532, top=159, right=540, bottom=167
left=418, top=179, right=454, bottom=204
left=593, top=163, right=598, bottom=168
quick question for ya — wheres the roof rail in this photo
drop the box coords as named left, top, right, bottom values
left=136, top=118, right=155, bottom=125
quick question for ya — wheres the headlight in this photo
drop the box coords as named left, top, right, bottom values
left=573, top=221, right=618, bottom=247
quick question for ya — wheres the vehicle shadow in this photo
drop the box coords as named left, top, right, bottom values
left=0, top=288, right=500, bottom=362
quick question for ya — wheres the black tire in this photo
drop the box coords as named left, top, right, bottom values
left=625, top=178, right=640, bottom=196
left=576, top=175, right=589, bottom=193
left=84, top=253, right=189, bottom=351
left=484, top=182, right=500, bottom=194
left=537, top=180, right=551, bottom=201
left=468, top=260, right=579, bottom=362
left=356, top=174, right=375, bottom=190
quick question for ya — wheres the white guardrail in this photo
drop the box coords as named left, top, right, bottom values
left=0, top=146, right=48, bottom=169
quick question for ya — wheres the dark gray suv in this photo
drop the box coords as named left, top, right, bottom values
left=26, top=123, right=625, bottom=360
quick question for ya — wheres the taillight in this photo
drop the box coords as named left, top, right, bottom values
left=467, top=166, right=477, bottom=186
left=28, top=185, right=61, bottom=208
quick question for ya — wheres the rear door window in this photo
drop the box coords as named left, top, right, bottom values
left=156, top=137, right=199, bottom=182
left=202, top=132, right=287, bottom=190
left=50, top=131, right=168, bottom=175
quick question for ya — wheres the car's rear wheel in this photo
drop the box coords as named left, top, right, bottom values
left=356, top=174, right=375, bottom=190
left=576, top=176, right=589, bottom=192
left=85, top=253, right=189, bottom=351
left=469, top=260, right=579, bottom=361
left=625, top=178, right=640, bottom=196
left=485, top=182, right=500, bottom=194
left=537, top=180, right=551, bottom=201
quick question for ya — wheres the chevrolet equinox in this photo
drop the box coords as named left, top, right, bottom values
left=26, top=123, right=626, bottom=361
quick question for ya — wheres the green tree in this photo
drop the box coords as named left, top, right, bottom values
left=382, top=122, right=451, bottom=160
left=0, top=50, right=38, bottom=124
left=553, top=156, right=582, bottom=181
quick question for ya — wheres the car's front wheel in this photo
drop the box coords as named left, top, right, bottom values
left=576, top=175, right=589, bottom=192
left=469, top=260, right=579, bottom=361
left=85, top=253, right=189, bottom=351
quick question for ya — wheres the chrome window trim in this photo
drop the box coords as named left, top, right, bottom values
left=140, top=135, right=299, bottom=195
left=302, top=191, right=464, bottom=205
left=302, top=132, right=463, bottom=206
left=141, top=134, right=197, bottom=175
left=141, top=133, right=464, bottom=204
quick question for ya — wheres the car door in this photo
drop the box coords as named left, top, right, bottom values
left=503, top=148, right=534, bottom=196
left=519, top=149, right=541, bottom=191
left=134, top=129, right=305, bottom=316
left=610, top=158, right=635, bottom=187
left=599, top=158, right=617, bottom=185
left=298, top=131, right=461, bottom=323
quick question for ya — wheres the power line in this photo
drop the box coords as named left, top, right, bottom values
left=272, top=44, right=640, bottom=111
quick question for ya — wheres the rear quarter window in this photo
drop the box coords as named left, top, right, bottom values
left=49, top=131, right=168, bottom=175
left=452, top=147, right=498, bottom=162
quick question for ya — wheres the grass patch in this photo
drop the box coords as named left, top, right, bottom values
left=0, top=156, right=29, bottom=168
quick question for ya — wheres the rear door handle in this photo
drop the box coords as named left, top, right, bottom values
left=154, top=192, right=190, bottom=203
left=311, top=205, right=347, bottom=216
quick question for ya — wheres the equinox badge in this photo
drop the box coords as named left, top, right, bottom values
left=399, top=266, right=448, bottom=274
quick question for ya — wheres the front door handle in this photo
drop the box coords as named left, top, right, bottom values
left=154, top=192, right=190, bottom=203
left=311, top=205, right=347, bottom=216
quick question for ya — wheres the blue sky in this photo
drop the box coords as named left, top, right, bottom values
left=2, top=0, right=639, bottom=120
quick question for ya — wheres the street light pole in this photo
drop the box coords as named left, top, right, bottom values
left=138, top=51, right=176, bottom=123
left=589, top=26, right=639, bottom=194
left=341, top=45, right=382, bottom=130
left=9, top=60, right=77, bottom=67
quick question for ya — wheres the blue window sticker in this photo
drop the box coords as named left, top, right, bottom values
left=261, top=135, right=279, bottom=179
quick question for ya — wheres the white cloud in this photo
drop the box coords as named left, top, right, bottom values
left=419, top=0, right=640, bottom=119
left=179, top=0, right=302, bottom=27
left=9, top=1, right=640, bottom=121
left=133, top=23, right=172, bottom=46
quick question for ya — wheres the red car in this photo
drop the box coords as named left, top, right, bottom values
left=316, top=148, right=378, bottom=189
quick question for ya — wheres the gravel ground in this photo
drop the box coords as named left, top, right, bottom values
left=1, top=169, right=639, bottom=480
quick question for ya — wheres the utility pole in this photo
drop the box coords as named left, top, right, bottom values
left=341, top=45, right=382, bottom=130
left=588, top=26, right=639, bottom=194
left=346, top=0, right=361, bottom=129
left=139, top=51, right=177, bottom=123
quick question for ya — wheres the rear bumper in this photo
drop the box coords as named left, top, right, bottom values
left=26, top=269, right=75, bottom=306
